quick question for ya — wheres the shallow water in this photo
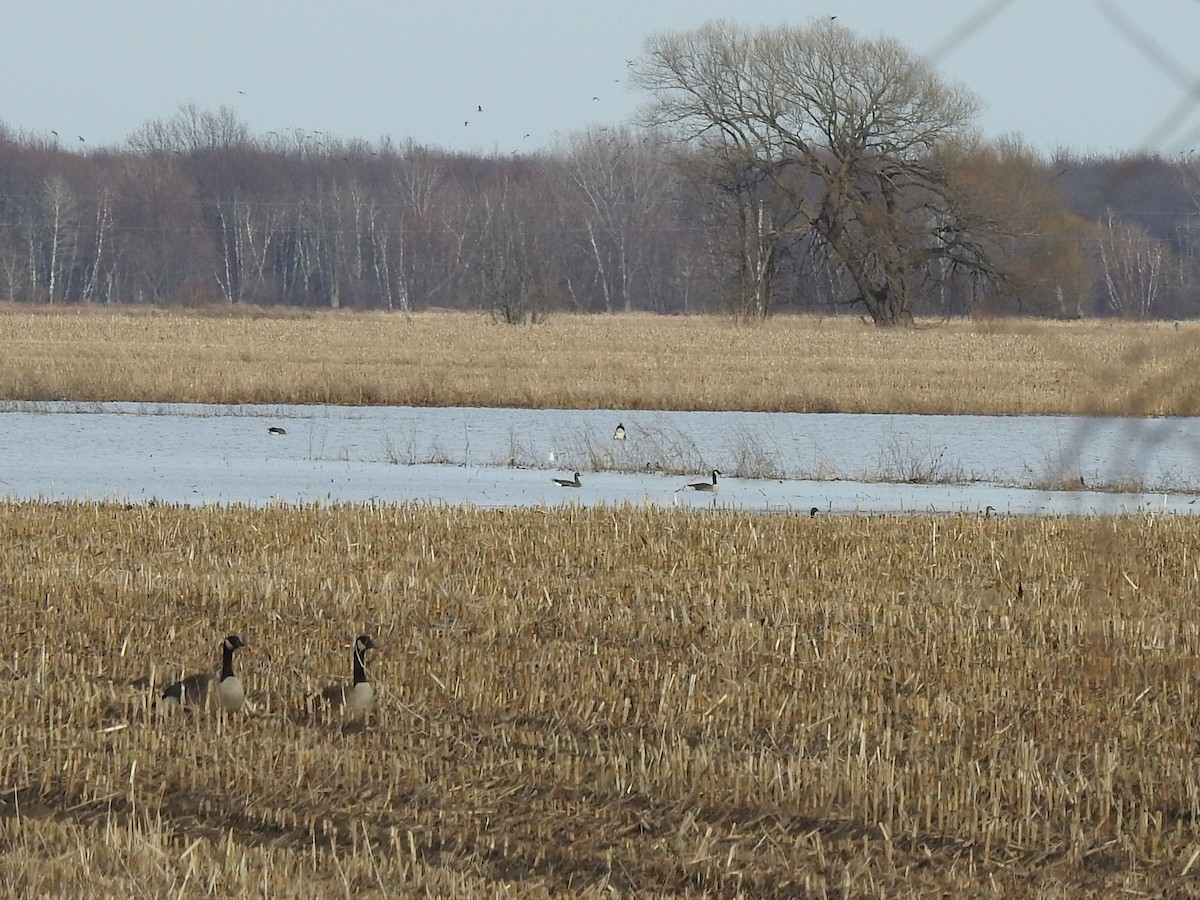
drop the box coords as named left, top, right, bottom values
left=1, top=401, right=1197, bottom=514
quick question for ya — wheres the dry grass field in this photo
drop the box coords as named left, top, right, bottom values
left=5, top=500, right=1200, bottom=896
left=3, top=305, right=1200, bottom=415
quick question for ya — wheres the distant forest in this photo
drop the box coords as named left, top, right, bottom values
left=1, top=104, right=1198, bottom=321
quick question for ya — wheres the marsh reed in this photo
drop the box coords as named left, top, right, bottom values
left=3, top=306, right=1200, bottom=415
left=4, top=500, right=1200, bottom=895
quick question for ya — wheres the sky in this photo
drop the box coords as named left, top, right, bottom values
left=4, top=0, right=1200, bottom=158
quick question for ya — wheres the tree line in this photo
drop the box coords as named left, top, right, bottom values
left=2, top=20, right=1199, bottom=324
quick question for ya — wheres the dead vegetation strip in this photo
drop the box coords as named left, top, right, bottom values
left=2, top=307, right=1200, bottom=414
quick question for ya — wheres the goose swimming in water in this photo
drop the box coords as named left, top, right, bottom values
left=552, top=472, right=582, bottom=488
left=678, top=470, right=720, bottom=493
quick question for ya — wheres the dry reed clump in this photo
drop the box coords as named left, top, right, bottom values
left=4, top=306, right=1200, bottom=415
left=3, top=499, right=1200, bottom=894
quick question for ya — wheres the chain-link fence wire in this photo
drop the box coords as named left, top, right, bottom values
left=917, top=0, right=1200, bottom=512
left=925, top=0, right=1200, bottom=148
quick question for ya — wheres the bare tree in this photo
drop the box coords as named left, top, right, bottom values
left=127, top=103, right=250, bottom=156
left=81, top=189, right=117, bottom=303
left=111, top=158, right=212, bottom=304
left=632, top=19, right=997, bottom=325
left=39, top=175, right=79, bottom=303
left=559, top=126, right=672, bottom=313
left=935, top=138, right=1094, bottom=318
left=467, top=176, right=553, bottom=324
left=1098, top=211, right=1165, bottom=319
left=675, top=147, right=800, bottom=319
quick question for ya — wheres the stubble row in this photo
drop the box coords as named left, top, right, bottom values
left=2, top=499, right=1199, bottom=895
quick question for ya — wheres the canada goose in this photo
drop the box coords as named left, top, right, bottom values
left=809, top=507, right=819, bottom=518
left=316, top=635, right=377, bottom=718
left=553, top=471, right=582, bottom=488
left=613, top=423, right=627, bottom=441
left=160, top=671, right=211, bottom=706
left=678, top=470, right=720, bottom=492
left=267, top=426, right=287, bottom=435
left=162, top=634, right=246, bottom=712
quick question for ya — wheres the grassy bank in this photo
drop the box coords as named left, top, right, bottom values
left=2, top=306, right=1199, bottom=414
left=3, top=501, right=1200, bottom=895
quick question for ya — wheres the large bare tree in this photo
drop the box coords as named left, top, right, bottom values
left=631, top=19, right=997, bottom=325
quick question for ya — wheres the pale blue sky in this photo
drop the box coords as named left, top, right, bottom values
left=5, top=0, right=1200, bottom=157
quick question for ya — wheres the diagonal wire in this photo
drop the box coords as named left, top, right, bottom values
left=1093, top=0, right=1200, bottom=149
left=921, top=0, right=1022, bottom=64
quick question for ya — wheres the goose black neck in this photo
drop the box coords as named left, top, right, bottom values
left=221, top=644, right=237, bottom=680
left=352, top=646, right=369, bottom=685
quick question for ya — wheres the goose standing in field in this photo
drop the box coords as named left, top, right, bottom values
left=315, top=635, right=377, bottom=719
left=613, top=423, right=627, bottom=441
left=160, top=670, right=212, bottom=707
left=161, top=634, right=246, bottom=712
left=553, top=471, right=582, bottom=488
left=678, top=470, right=720, bottom=493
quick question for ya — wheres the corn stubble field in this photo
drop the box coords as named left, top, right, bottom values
left=7, top=307, right=1200, bottom=896
left=5, top=500, right=1200, bottom=897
